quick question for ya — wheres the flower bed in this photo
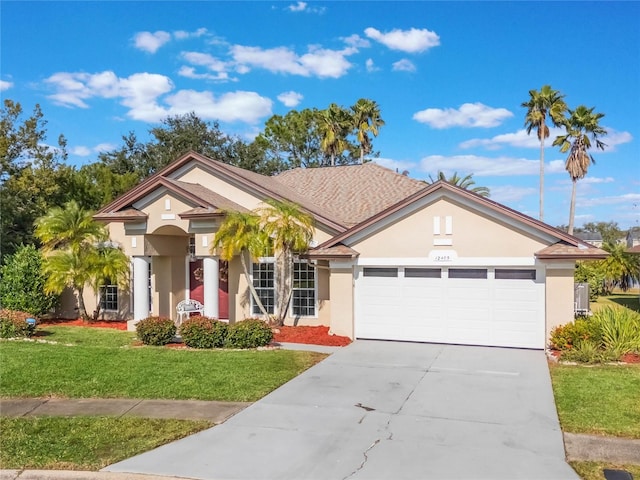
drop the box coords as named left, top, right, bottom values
left=39, top=318, right=128, bottom=330
left=273, top=326, right=351, bottom=347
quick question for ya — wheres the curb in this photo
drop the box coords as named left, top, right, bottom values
left=0, top=471, right=196, bottom=480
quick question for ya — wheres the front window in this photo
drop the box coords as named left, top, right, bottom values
left=252, top=262, right=275, bottom=315
left=292, top=261, right=315, bottom=317
left=100, top=285, right=118, bottom=311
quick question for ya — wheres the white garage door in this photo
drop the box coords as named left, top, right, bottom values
left=355, top=266, right=545, bottom=349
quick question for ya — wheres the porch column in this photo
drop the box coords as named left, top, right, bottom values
left=133, top=256, right=150, bottom=322
left=203, top=256, right=219, bottom=318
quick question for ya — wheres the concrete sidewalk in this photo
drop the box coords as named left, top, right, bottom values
left=0, top=398, right=249, bottom=423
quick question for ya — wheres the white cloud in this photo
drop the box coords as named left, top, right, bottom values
left=44, top=70, right=271, bottom=124
left=577, top=192, right=640, bottom=208
left=0, top=80, right=13, bottom=91
left=419, top=154, right=561, bottom=177
left=70, top=143, right=116, bottom=157
left=277, top=91, right=303, bottom=107
left=134, top=31, right=171, bottom=54
left=602, top=128, right=633, bottom=153
left=460, top=127, right=632, bottom=152
left=489, top=185, right=537, bottom=203
left=231, top=44, right=354, bottom=78
left=392, top=59, right=416, bottom=72
left=173, top=28, right=208, bottom=40
left=288, top=1, right=307, bottom=12
left=94, top=143, right=116, bottom=152
left=164, top=90, right=272, bottom=124
left=365, top=58, right=378, bottom=72
left=343, top=34, right=370, bottom=48
left=364, top=27, right=440, bottom=53
left=286, top=1, right=325, bottom=13
left=71, top=146, right=92, bottom=156
left=460, top=127, right=565, bottom=150
left=178, top=66, right=231, bottom=82
left=413, top=103, right=513, bottom=129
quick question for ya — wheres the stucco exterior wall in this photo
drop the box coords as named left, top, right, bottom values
left=545, top=266, right=576, bottom=346
left=352, top=198, right=549, bottom=259
left=328, top=266, right=354, bottom=338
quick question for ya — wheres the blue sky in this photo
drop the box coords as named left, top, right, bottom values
left=2, top=1, right=639, bottom=229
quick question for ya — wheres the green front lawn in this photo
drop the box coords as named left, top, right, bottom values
left=0, top=416, right=210, bottom=470
left=549, top=363, right=640, bottom=438
left=570, top=461, right=640, bottom=480
left=0, top=325, right=326, bottom=401
left=593, top=291, right=639, bottom=313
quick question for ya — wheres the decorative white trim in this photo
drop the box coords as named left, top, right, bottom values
left=356, top=256, right=537, bottom=267
left=202, top=236, right=208, bottom=247
left=433, top=238, right=453, bottom=246
left=165, top=199, right=171, bottom=211
left=433, top=216, right=441, bottom=235
left=131, top=237, right=137, bottom=248
left=445, top=216, right=453, bottom=235
left=161, top=213, right=176, bottom=220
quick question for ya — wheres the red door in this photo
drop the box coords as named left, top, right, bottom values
left=189, top=260, right=229, bottom=319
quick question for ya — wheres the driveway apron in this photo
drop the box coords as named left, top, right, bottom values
left=105, top=341, right=578, bottom=480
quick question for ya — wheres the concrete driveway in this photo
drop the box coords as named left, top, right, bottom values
left=105, top=341, right=578, bottom=480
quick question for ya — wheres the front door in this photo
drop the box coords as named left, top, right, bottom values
left=189, top=259, right=229, bottom=319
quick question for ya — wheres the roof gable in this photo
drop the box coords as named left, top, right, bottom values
left=315, top=181, right=607, bottom=260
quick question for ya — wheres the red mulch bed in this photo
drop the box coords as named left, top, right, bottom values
left=620, top=353, right=640, bottom=364
left=273, top=325, right=351, bottom=347
left=37, top=319, right=351, bottom=347
left=38, top=318, right=128, bottom=331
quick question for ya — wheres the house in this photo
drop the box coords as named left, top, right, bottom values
left=574, top=231, right=604, bottom=248
left=627, top=227, right=640, bottom=248
left=81, top=151, right=607, bottom=350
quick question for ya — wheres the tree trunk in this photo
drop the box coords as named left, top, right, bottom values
left=568, top=179, right=577, bottom=235
left=360, top=148, right=364, bottom=164
left=330, top=154, right=335, bottom=167
left=539, top=134, right=545, bottom=221
left=76, top=286, right=89, bottom=322
left=239, top=250, right=270, bottom=323
left=274, top=249, right=293, bottom=327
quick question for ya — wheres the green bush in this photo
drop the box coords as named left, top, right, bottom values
left=225, top=319, right=273, bottom=349
left=180, top=316, right=228, bottom=349
left=560, top=338, right=618, bottom=364
left=136, top=316, right=176, bottom=346
left=549, top=316, right=602, bottom=351
left=0, top=309, right=37, bottom=338
left=0, top=245, right=58, bottom=316
left=593, top=306, right=640, bottom=356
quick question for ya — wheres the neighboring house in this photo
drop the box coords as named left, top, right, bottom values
left=574, top=231, right=604, bottom=248
left=627, top=227, right=640, bottom=248
left=76, top=151, right=607, bottom=350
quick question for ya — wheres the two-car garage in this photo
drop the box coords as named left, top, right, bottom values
left=354, top=265, right=545, bottom=349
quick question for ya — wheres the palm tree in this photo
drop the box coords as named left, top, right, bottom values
left=258, top=199, right=314, bottom=326
left=552, top=105, right=607, bottom=235
left=212, top=210, right=271, bottom=321
left=318, top=104, right=350, bottom=166
left=427, top=171, right=490, bottom=197
left=522, top=85, right=567, bottom=221
left=600, top=243, right=640, bottom=292
left=34, top=201, right=129, bottom=321
left=351, top=98, right=385, bottom=164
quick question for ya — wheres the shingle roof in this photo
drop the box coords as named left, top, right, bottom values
left=275, top=163, right=426, bottom=227
left=164, top=179, right=248, bottom=213
left=94, top=208, right=147, bottom=222
left=304, top=244, right=360, bottom=259
left=535, top=242, right=609, bottom=260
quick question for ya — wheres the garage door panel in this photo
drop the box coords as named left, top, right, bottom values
left=355, top=266, right=545, bottom=349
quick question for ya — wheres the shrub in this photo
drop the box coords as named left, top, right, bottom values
left=0, top=245, right=58, bottom=316
left=180, top=316, right=228, bottom=349
left=0, top=309, right=37, bottom=338
left=560, top=338, right=618, bottom=364
left=136, top=316, right=176, bottom=346
left=225, top=319, right=273, bottom=349
left=549, top=317, right=602, bottom=351
left=592, top=306, right=640, bottom=356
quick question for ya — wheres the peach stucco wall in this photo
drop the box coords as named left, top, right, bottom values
left=544, top=266, right=576, bottom=346
left=352, top=198, right=549, bottom=259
